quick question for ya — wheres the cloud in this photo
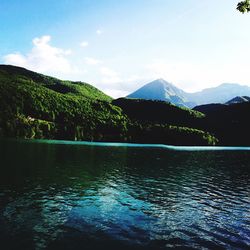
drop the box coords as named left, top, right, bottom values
left=85, top=57, right=102, bottom=65
left=103, top=88, right=129, bottom=98
left=2, top=35, right=142, bottom=99
left=2, top=35, right=132, bottom=98
left=4, top=35, right=76, bottom=76
left=80, top=41, right=89, bottom=47
left=96, top=29, right=103, bottom=35
left=100, top=67, right=121, bottom=84
left=97, top=68, right=148, bottom=98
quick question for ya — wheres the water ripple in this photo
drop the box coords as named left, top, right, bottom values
left=0, top=140, right=249, bottom=249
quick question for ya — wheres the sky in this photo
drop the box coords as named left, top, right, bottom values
left=1, top=0, right=250, bottom=97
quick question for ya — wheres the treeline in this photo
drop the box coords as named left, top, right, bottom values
left=0, top=65, right=218, bottom=146
left=125, top=123, right=217, bottom=146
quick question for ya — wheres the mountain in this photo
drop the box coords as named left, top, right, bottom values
left=127, top=79, right=194, bottom=107
left=225, top=96, right=250, bottom=105
left=0, top=65, right=217, bottom=146
left=186, top=83, right=250, bottom=105
left=128, top=80, right=250, bottom=107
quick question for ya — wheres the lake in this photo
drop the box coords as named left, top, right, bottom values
left=0, top=139, right=249, bottom=250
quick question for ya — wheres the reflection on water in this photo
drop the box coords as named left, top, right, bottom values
left=0, top=139, right=249, bottom=249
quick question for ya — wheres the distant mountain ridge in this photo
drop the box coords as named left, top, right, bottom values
left=127, top=80, right=250, bottom=107
left=225, top=96, right=250, bottom=105
left=186, top=83, right=250, bottom=106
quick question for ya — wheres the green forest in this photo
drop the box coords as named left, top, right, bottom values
left=1, top=64, right=249, bottom=146
left=0, top=65, right=219, bottom=146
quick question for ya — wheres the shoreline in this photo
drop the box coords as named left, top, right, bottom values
left=2, top=138, right=250, bottom=151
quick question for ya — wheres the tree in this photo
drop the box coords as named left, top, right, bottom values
left=237, top=0, right=250, bottom=13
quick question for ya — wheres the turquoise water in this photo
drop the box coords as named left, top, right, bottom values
left=24, top=138, right=250, bottom=151
left=0, top=139, right=249, bottom=249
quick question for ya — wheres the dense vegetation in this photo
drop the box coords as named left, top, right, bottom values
left=0, top=65, right=218, bottom=145
left=113, top=98, right=205, bottom=127
left=194, top=103, right=250, bottom=146
left=112, top=98, right=217, bottom=145
left=0, top=65, right=112, bottom=101
left=0, top=65, right=127, bottom=142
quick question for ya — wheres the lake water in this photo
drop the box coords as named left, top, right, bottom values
left=0, top=139, right=249, bottom=250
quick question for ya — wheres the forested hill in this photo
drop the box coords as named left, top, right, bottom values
left=0, top=65, right=112, bottom=101
left=0, top=65, right=126, bottom=141
left=0, top=65, right=217, bottom=145
left=112, top=98, right=204, bottom=128
left=194, top=102, right=250, bottom=146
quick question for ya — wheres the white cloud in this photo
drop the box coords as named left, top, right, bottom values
left=85, top=57, right=102, bottom=65
left=96, top=29, right=103, bottom=35
left=2, top=35, right=130, bottom=98
left=80, top=41, right=89, bottom=47
left=100, top=67, right=121, bottom=84
left=96, top=68, right=148, bottom=98
left=2, top=35, right=140, bottom=98
left=5, top=53, right=27, bottom=66
left=103, top=88, right=129, bottom=98
left=4, top=35, right=76, bottom=76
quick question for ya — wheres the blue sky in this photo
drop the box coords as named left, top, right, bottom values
left=1, top=0, right=250, bottom=97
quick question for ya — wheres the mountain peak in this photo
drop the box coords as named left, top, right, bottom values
left=155, top=78, right=167, bottom=83
left=150, top=78, right=174, bottom=87
left=127, top=79, right=189, bottom=107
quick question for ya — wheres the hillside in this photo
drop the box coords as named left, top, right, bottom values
left=0, top=65, right=112, bottom=101
left=0, top=65, right=217, bottom=146
left=113, top=98, right=204, bottom=127
left=194, top=102, right=250, bottom=145
left=112, top=98, right=217, bottom=145
left=0, top=65, right=127, bottom=141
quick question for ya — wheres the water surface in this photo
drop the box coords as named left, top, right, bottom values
left=0, top=139, right=249, bottom=249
